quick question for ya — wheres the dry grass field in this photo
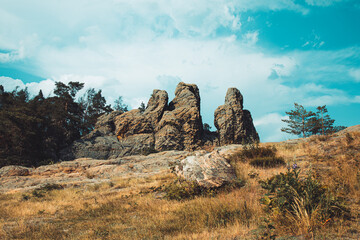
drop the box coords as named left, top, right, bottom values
left=0, top=129, right=359, bottom=239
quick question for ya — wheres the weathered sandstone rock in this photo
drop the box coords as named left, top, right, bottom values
left=155, top=82, right=203, bottom=151
left=61, top=83, right=258, bottom=161
left=0, top=150, right=190, bottom=193
left=214, top=88, right=259, bottom=145
left=90, top=111, right=123, bottom=137
left=0, top=165, right=30, bottom=177
left=175, top=150, right=237, bottom=188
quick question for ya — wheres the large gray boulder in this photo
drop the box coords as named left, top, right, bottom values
left=175, top=150, right=237, bottom=188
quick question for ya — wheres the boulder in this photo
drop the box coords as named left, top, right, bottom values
left=0, top=165, right=30, bottom=177
left=214, top=88, right=259, bottom=145
left=175, top=150, right=237, bottom=188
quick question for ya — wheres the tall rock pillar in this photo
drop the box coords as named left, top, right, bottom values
left=214, top=88, right=259, bottom=145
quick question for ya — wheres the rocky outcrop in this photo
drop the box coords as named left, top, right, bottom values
left=155, top=82, right=203, bottom=151
left=175, top=150, right=237, bottom=188
left=61, top=82, right=205, bottom=160
left=113, top=83, right=203, bottom=154
left=60, top=110, right=125, bottom=160
left=0, top=165, right=30, bottom=177
left=214, top=88, right=259, bottom=145
left=0, top=145, right=244, bottom=193
left=89, top=111, right=123, bottom=137
left=61, top=83, right=259, bottom=161
left=0, top=150, right=191, bottom=193
left=113, top=89, right=168, bottom=155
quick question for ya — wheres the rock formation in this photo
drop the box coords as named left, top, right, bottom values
left=155, top=82, right=203, bottom=151
left=214, top=88, right=259, bottom=145
left=175, top=150, right=237, bottom=188
left=61, top=82, right=259, bottom=161
left=60, top=111, right=125, bottom=160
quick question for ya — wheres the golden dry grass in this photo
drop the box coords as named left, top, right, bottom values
left=0, top=131, right=359, bottom=239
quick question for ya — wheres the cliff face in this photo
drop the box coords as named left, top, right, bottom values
left=60, top=82, right=259, bottom=160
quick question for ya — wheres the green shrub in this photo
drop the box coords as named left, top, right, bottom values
left=22, top=183, right=63, bottom=200
left=250, top=157, right=285, bottom=168
left=230, top=143, right=278, bottom=163
left=260, top=167, right=349, bottom=223
left=152, top=178, right=245, bottom=201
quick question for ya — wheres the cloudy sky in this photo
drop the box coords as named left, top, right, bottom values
left=1, top=0, right=359, bottom=142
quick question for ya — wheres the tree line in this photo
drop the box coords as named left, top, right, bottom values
left=0, top=82, right=128, bottom=168
left=281, top=103, right=346, bottom=138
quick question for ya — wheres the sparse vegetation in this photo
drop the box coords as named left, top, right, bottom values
left=0, top=128, right=359, bottom=239
left=152, top=177, right=245, bottom=201
left=249, top=156, right=285, bottom=168
left=260, top=166, right=349, bottom=237
left=229, top=143, right=285, bottom=168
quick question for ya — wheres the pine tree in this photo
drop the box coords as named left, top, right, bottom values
left=50, top=81, right=84, bottom=153
left=0, top=87, right=42, bottom=166
left=281, top=103, right=316, bottom=138
left=138, top=102, right=146, bottom=113
left=80, top=88, right=112, bottom=135
left=114, top=96, right=128, bottom=112
left=311, top=105, right=335, bottom=135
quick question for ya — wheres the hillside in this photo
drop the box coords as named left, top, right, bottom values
left=0, top=126, right=359, bottom=239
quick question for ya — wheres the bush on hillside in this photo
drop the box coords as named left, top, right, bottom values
left=151, top=178, right=245, bottom=201
left=260, top=166, right=350, bottom=235
left=229, top=143, right=284, bottom=168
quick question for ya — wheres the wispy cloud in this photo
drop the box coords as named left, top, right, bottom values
left=349, top=68, right=360, bottom=82
left=305, top=0, right=345, bottom=7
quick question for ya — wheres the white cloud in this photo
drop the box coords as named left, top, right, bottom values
left=0, top=76, right=25, bottom=90
left=305, top=0, right=344, bottom=7
left=242, top=31, right=259, bottom=46
left=349, top=68, right=360, bottom=82
left=0, top=76, right=54, bottom=97
left=0, top=49, right=24, bottom=63
left=254, top=113, right=294, bottom=142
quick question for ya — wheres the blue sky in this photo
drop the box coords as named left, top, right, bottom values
left=1, top=0, right=359, bottom=142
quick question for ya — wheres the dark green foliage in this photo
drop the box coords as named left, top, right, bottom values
left=311, top=105, right=335, bottom=135
left=241, top=144, right=277, bottom=160
left=203, top=123, right=212, bottom=132
left=0, top=87, right=43, bottom=166
left=281, top=103, right=316, bottom=138
left=282, top=103, right=346, bottom=137
left=22, top=183, right=63, bottom=200
left=231, top=143, right=284, bottom=168
left=249, top=157, right=285, bottom=168
left=138, top=101, right=146, bottom=113
left=260, top=168, right=349, bottom=221
left=114, top=96, right=128, bottom=112
left=79, top=88, right=112, bottom=135
left=152, top=178, right=245, bottom=201
left=0, top=83, right=119, bottom=168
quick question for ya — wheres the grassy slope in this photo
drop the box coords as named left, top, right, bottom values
left=0, top=129, right=359, bottom=239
